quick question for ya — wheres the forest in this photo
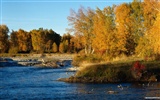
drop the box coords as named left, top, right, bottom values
left=0, top=0, right=160, bottom=60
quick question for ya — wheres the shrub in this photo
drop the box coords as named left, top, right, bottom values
left=131, top=61, right=146, bottom=80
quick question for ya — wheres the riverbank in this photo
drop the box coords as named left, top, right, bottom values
left=59, top=60, right=160, bottom=83
left=0, top=54, right=74, bottom=68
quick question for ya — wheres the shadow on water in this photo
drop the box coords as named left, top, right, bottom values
left=0, top=64, right=160, bottom=100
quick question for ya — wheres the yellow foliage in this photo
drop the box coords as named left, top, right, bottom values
left=147, top=12, right=160, bottom=54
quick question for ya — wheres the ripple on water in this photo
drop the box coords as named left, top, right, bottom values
left=0, top=66, right=160, bottom=100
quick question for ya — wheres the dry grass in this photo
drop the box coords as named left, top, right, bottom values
left=73, top=59, right=160, bottom=83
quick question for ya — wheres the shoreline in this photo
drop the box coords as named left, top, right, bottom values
left=1, top=54, right=160, bottom=84
left=0, top=54, right=74, bottom=68
left=58, top=76, right=160, bottom=84
left=59, top=60, right=160, bottom=83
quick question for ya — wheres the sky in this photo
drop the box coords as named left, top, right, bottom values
left=1, top=0, right=133, bottom=35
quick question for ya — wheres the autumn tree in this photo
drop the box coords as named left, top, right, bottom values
left=59, top=42, right=65, bottom=53
left=30, top=29, right=44, bottom=53
left=115, top=3, right=135, bottom=55
left=149, top=12, right=160, bottom=55
left=15, top=29, right=32, bottom=53
left=70, top=35, right=83, bottom=53
left=130, top=0, right=144, bottom=46
left=52, top=42, right=58, bottom=53
left=62, top=33, right=73, bottom=53
left=46, top=29, right=61, bottom=52
left=143, top=0, right=159, bottom=31
left=10, top=30, right=18, bottom=47
left=136, top=0, right=160, bottom=57
left=143, top=2, right=160, bottom=56
left=49, top=29, right=61, bottom=52
left=9, top=30, right=19, bottom=53
left=0, top=25, right=9, bottom=53
left=30, top=28, right=61, bottom=53
left=46, top=40, right=52, bottom=53
left=68, top=6, right=95, bottom=54
left=92, top=6, right=116, bottom=57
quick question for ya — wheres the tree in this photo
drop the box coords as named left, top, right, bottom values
left=52, top=42, right=58, bottom=53
left=70, top=35, right=83, bottom=53
left=59, top=42, right=65, bottom=53
left=30, top=29, right=42, bottom=53
left=136, top=0, right=160, bottom=57
left=62, top=33, right=72, bottom=53
left=30, top=28, right=60, bottom=53
left=46, top=40, right=52, bottom=53
left=68, top=6, right=95, bottom=54
left=47, top=29, right=61, bottom=53
left=143, top=0, right=159, bottom=31
left=146, top=12, right=160, bottom=55
left=9, top=30, right=19, bottom=53
left=92, top=6, right=116, bottom=56
left=115, top=3, right=135, bottom=55
left=10, top=30, right=18, bottom=47
left=130, top=0, right=144, bottom=46
left=15, top=29, right=32, bottom=53
left=0, top=25, right=9, bottom=53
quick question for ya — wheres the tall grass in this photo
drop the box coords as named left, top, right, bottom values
left=75, top=62, right=132, bottom=82
left=72, top=54, right=103, bottom=66
left=74, top=60, right=160, bottom=83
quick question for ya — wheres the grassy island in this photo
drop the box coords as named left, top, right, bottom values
left=60, top=55, right=160, bottom=83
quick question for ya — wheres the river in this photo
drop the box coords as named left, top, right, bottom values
left=0, top=62, right=160, bottom=100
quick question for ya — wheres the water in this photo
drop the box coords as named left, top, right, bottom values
left=0, top=64, right=160, bottom=100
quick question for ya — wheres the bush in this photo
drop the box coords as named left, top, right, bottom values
left=131, top=61, right=146, bottom=80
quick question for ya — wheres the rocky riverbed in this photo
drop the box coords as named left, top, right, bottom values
left=0, top=54, right=73, bottom=68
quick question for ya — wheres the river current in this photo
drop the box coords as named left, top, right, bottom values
left=0, top=62, right=160, bottom=100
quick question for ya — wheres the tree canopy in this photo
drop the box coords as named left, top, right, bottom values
left=67, top=0, right=160, bottom=58
left=1, top=0, right=159, bottom=58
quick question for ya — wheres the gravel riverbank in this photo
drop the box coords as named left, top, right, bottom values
left=0, top=54, right=74, bottom=68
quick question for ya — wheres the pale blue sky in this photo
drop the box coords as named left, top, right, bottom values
left=1, top=0, right=133, bottom=35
